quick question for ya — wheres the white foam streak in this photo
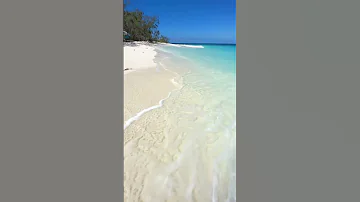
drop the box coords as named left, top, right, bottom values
left=163, top=43, right=205, bottom=49
left=124, top=91, right=172, bottom=130
left=186, top=170, right=196, bottom=202
left=212, top=171, right=218, bottom=202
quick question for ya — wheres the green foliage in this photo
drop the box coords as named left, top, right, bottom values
left=123, top=2, right=169, bottom=43
left=158, top=35, right=169, bottom=43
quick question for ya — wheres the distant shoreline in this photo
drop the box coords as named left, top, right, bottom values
left=124, top=40, right=235, bottom=46
left=172, top=42, right=236, bottom=46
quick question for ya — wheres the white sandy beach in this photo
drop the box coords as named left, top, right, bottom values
left=124, top=42, right=204, bottom=76
left=124, top=42, right=157, bottom=74
left=123, top=42, right=179, bottom=122
left=123, top=42, right=236, bottom=202
left=124, top=42, right=184, bottom=201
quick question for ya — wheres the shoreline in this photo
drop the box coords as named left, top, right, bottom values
left=123, top=67, right=179, bottom=130
left=123, top=41, right=205, bottom=76
left=123, top=43, right=182, bottom=201
left=123, top=41, right=236, bottom=201
left=123, top=42, right=179, bottom=128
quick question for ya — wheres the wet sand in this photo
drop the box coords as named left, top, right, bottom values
left=124, top=67, right=178, bottom=129
left=124, top=43, right=185, bottom=201
left=123, top=43, right=236, bottom=202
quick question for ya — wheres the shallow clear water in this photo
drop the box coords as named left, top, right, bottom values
left=157, top=44, right=235, bottom=74
left=152, top=44, right=237, bottom=201
left=124, top=43, right=236, bottom=202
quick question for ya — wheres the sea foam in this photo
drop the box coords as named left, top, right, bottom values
left=124, top=91, right=172, bottom=129
left=164, top=44, right=204, bottom=49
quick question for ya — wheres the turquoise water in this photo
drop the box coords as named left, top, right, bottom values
left=160, top=44, right=236, bottom=74
left=151, top=44, right=236, bottom=201
left=124, top=43, right=236, bottom=201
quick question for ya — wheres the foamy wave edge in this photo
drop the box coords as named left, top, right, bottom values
left=160, top=43, right=204, bottom=49
left=124, top=91, right=172, bottom=130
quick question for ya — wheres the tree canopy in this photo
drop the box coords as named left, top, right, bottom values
left=123, top=2, right=169, bottom=43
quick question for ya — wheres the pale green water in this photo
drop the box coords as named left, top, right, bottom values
left=149, top=44, right=236, bottom=201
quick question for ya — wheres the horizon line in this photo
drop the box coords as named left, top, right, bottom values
left=171, top=42, right=236, bottom=45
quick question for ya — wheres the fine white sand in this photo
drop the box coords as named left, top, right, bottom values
left=124, top=42, right=236, bottom=202
left=124, top=42, right=157, bottom=74
left=123, top=41, right=203, bottom=75
left=123, top=41, right=178, bottom=122
left=124, top=42, right=183, bottom=201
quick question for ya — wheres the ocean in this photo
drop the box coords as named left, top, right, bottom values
left=144, top=43, right=237, bottom=202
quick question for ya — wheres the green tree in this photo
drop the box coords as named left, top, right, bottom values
left=123, top=2, right=168, bottom=43
left=159, top=35, right=169, bottom=43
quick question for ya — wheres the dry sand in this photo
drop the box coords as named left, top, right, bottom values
left=124, top=42, right=157, bottom=74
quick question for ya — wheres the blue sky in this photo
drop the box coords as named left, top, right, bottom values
left=125, top=0, right=236, bottom=44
